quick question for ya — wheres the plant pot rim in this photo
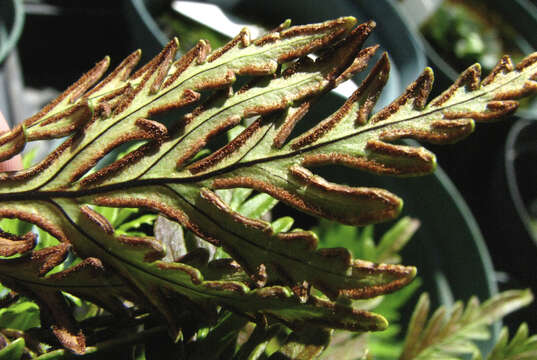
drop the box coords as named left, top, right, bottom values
left=505, top=118, right=537, bottom=245
left=418, top=0, right=537, bottom=116
left=420, top=0, right=537, bottom=78
left=0, top=0, right=25, bottom=65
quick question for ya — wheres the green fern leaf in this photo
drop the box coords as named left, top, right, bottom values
left=399, top=290, right=534, bottom=360
left=486, top=323, right=537, bottom=360
left=0, top=16, right=536, bottom=353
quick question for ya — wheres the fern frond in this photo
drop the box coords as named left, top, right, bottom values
left=399, top=290, right=534, bottom=360
left=0, top=16, right=535, bottom=353
left=314, top=216, right=420, bottom=263
left=486, top=323, right=537, bottom=360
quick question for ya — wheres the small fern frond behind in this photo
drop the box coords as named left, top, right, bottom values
left=399, top=290, right=534, bottom=360
left=485, top=323, right=537, bottom=360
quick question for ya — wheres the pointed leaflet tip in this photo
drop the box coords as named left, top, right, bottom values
left=335, top=45, right=379, bottom=87
left=339, top=261, right=417, bottom=299
left=354, top=52, right=390, bottom=124
left=150, top=38, right=179, bottom=94
left=288, top=165, right=402, bottom=225
left=482, top=55, right=514, bottom=86
left=400, top=293, right=431, bottom=360
left=341, top=16, right=358, bottom=31
left=68, top=56, right=111, bottom=104
left=240, top=27, right=251, bottom=47
left=130, top=37, right=178, bottom=81
left=371, top=63, right=433, bottom=123
left=162, top=40, right=212, bottom=89
left=431, top=63, right=481, bottom=107
left=322, top=21, right=377, bottom=83
left=442, top=100, right=519, bottom=123
left=309, top=296, right=389, bottom=331
left=413, top=67, right=434, bottom=109
left=80, top=205, right=114, bottom=234
left=208, top=28, right=251, bottom=63
left=118, top=235, right=166, bottom=262
left=85, top=49, right=143, bottom=99
left=515, top=52, right=537, bottom=71
left=20, top=54, right=111, bottom=131
left=272, top=19, right=292, bottom=33
left=363, top=140, right=437, bottom=176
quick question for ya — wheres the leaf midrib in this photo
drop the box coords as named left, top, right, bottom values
left=21, top=70, right=321, bottom=195
left=0, top=68, right=522, bottom=202
left=49, top=194, right=367, bottom=310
